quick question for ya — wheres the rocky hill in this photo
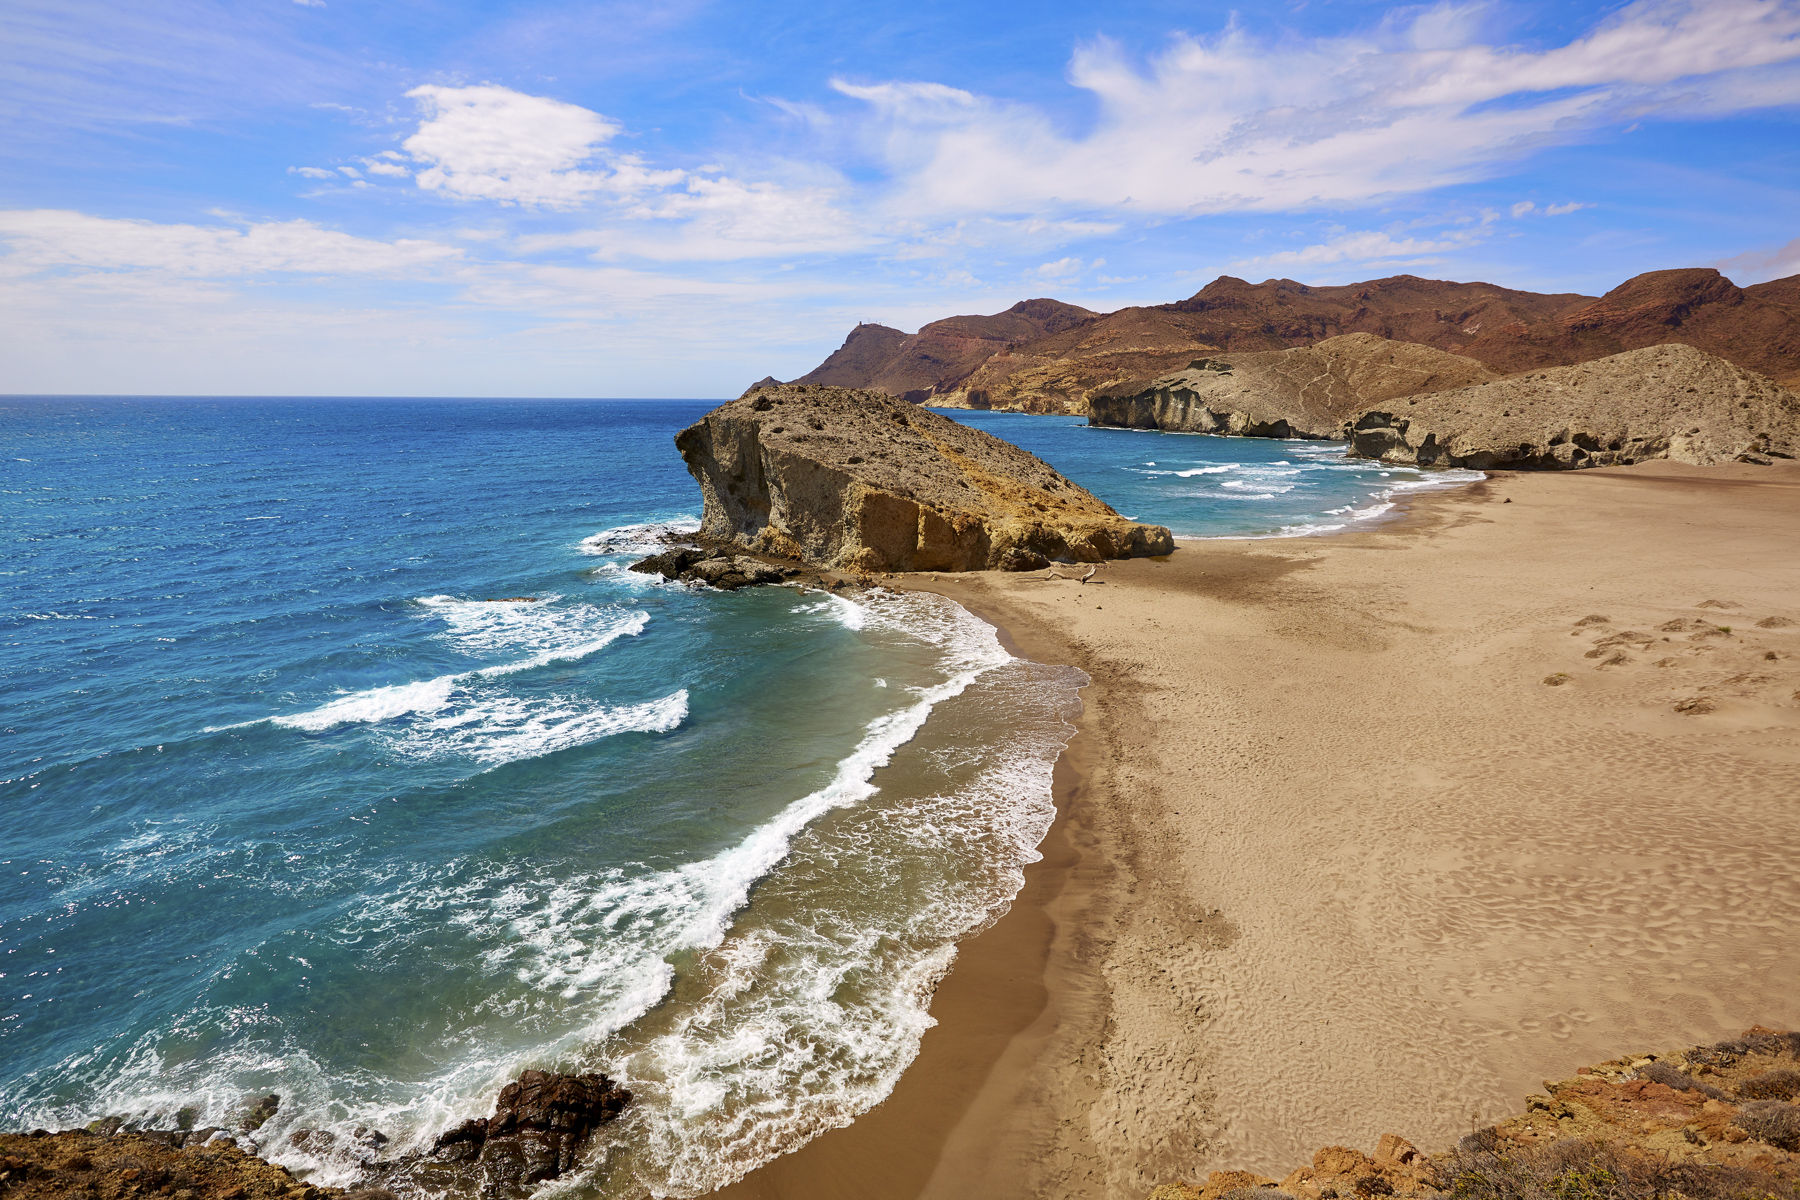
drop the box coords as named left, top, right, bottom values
left=672, top=384, right=1172, bottom=572
left=792, top=298, right=1095, bottom=401
left=785, top=268, right=1800, bottom=412
left=1347, top=343, right=1800, bottom=469
left=1146, top=1027, right=1800, bottom=1200
left=1087, top=334, right=1498, bottom=438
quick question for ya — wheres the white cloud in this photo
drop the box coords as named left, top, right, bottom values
left=361, top=157, right=411, bottom=178
left=1511, top=200, right=1537, bottom=218
left=336, top=165, right=361, bottom=179
left=1235, top=227, right=1486, bottom=271
left=402, top=83, right=679, bottom=208
left=0, top=210, right=461, bottom=277
left=1542, top=201, right=1590, bottom=216
left=291, top=0, right=325, bottom=7
left=832, top=0, right=1800, bottom=219
left=289, top=166, right=334, bottom=179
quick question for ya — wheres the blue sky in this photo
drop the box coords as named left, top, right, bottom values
left=3, top=0, right=1799, bottom=396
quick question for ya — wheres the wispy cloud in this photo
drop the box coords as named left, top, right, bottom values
left=1717, top=235, right=1800, bottom=283
left=831, top=0, right=1800, bottom=220
left=0, top=210, right=461, bottom=277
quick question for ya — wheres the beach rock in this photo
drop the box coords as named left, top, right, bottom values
left=238, top=1095, right=280, bottom=1132
left=0, top=1127, right=345, bottom=1200
left=1346, top=343, right=1800, bottom=469
left=628, top=545, right=797, bottom=589
left=672, top=384, right=1173, bottom=572
left=1088, top=334, right=1496, bottom=437
left=423, top=1069, right=630, bottom=1197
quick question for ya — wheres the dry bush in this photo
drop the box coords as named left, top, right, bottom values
left=1638, top=1062, right=1729, bottom=1100
left=1735, top=1101, right=1800, bottom=1152
left=1739, top=1071, right=1800, bottom=1103
left=1431, top=1137, right=1797, bottom=1200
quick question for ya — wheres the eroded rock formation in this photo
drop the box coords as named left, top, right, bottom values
left=672, top=384, right=1173, bottom=572
left=1346, top=343, right=1800, bottom=469
left=1087, top=334, right=1497, bottom=437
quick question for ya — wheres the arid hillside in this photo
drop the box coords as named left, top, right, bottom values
left=784, top=268, right=1800, bottom=412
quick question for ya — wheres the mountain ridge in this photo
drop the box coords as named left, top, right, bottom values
left=779, top=268, right=1800, bottom=411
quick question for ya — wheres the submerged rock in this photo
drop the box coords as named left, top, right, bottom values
left=673, top=383, right=1172, bottom=572
left=1346, top=343, right=1800, bottom=469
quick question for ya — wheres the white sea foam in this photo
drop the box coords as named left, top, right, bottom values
left=217, top=600, right=650, bottom=735
left=578, top=517, right=701, bottom=556
left=272, top=675, right=461, bottom=732
left=390, top=689, right=688, bottom=767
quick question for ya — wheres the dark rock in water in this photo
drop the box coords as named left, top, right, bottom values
left=419, top=1070, right=630, bottom=1198
left=629, top=545, right=798, bottom=590
left=239, top=1094, right=280, bottom=1132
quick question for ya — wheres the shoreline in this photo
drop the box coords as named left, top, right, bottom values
left=715, top=459, right=1800, bottom=1198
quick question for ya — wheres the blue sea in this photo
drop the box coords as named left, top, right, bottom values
left=0, top=397, right=1474, bottom=1196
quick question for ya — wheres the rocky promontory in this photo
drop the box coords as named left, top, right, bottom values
left=671, top=384, right=1173, bottom=572
left=1087, top=334, right=1497, bottom=438
left=1347, top=343, right=1800, bottom=469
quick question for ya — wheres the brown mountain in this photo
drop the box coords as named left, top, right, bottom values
left=793, top=268, right=1800, bottom=412
left=792, top=298, right=1095, bottom=401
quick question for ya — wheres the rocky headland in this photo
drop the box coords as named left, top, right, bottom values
left=0, top=1071, right=630, bottom=1200
left=1347, top=343, right=1800, bottom=469
left=664, top=383, right=1171, bottom=574
left=1146, top=1029, right=1800, bottom=1200
left=1086, top=334, right=1497, bottom=439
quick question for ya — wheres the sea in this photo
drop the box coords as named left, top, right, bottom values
left=0, top=397, right=1477, bottom=1196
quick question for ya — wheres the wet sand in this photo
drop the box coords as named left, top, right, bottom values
left=717, top=460, right=1800, bottom=1200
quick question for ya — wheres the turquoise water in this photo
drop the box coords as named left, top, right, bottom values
left=936, top=408, right=1481, bottom=537
left=1, top=398, right=1471, bottom=1196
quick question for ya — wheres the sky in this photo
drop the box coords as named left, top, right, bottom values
left=3, top=0, right=1799, bottom=397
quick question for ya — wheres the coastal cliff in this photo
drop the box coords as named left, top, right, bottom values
left=1347, top=343, right=1800, bottom=469
left=1087, top=334, right=1496, bottom=438
left=672, top=384, right=1172, bottom=572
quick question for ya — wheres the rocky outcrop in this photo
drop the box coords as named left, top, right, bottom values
left=0, top=1127, right=362, bottom=1200
left=417, top=1071, right=629, bottom=1199
left=1145, top=1028, right=1800, bottom=1200
left=629, top=545, right=803, bottom=590
left=672, top=384, right=1173, bottom=572
left=1, top=1073, right=628, bottom=1200
left=1346, top=343, right=1800, bottom=469
left=1087, top=334, right=1497, bottom=437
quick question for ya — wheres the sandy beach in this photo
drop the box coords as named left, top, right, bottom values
left=719, top=460, right=1800, bottom=1200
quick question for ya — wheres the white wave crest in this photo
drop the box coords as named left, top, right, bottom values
left=578, top=518, right=701, bottom=556
left=391, top=689, right=688, bottom=767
